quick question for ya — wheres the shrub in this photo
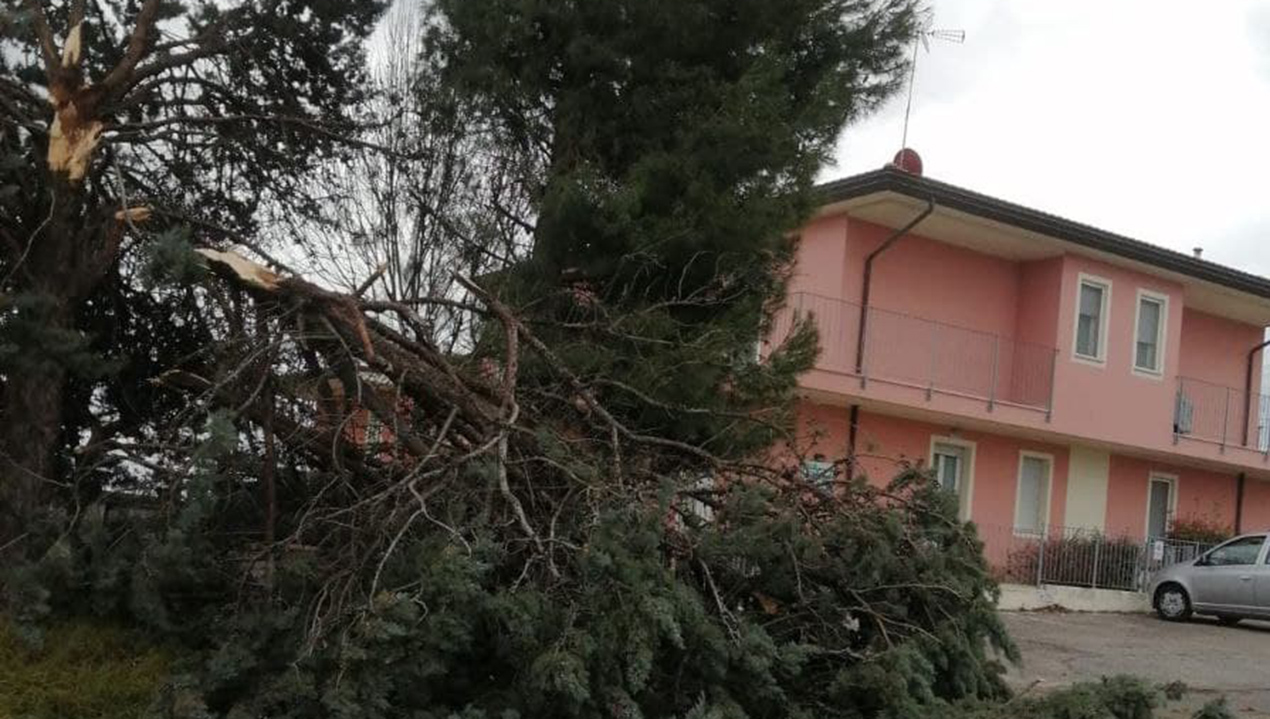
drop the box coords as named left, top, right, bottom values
left=951, top=676, right=1160, bottom=718
left=1168, top=517, right=1231, bottom=545
left=1004, top=534, right=1144, bottom=590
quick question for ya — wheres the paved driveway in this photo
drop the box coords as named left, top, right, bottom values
left=1003, top=611, right=1270, bottom=717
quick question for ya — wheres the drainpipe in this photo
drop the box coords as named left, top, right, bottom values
left=1242, top=335, right=1270, bottom=447
left=846, top=404, right=860, bottom=480
left=1236, top=472, right=1246, bottom=534
left=855, top=199, right=936, bottom=375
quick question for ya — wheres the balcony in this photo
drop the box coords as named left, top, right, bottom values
left=770, top=292, right=1058, bottom=414
left=1174, top=376, right=1270, bottom=452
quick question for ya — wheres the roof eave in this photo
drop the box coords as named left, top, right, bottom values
left=815, top=168, right=1270, bottom=302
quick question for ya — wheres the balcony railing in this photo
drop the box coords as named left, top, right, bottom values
left=769, top=292, right=1058, bottom=413
left=1174, top=376, right=1270, bottom=451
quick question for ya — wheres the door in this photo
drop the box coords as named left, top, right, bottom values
left=1190, top=535, right=1267, bottom=612
left=1146, top=476, right=1173, bottom=539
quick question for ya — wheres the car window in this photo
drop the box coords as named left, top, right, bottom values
left=1205, top=536, right=1266, bottom=566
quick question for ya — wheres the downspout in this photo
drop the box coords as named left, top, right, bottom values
left=846, top=404, right=860, bottom=480
left=855, top=198, right=936, bottom=375
left=1242, top=335, right=1270, bottom=447
left=1236, top=472, right=1246, bottom=534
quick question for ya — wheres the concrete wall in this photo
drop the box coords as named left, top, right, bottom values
left=797, top=403, right=1069, bottom=529
left=1048, top=255, right=1184, bottom=456
left=844, top=219, right=1022, bottom=337
left=1104, top=454, right=1238, bottom=540
left=781, top=208, right=1270, bottom=474
left=790, top=214, right=850, bottom=300
left=1241, top=477, right=1270, bottom=531
left=1178, top=308, right=1263, bottom=394
left=795, top=400, right=1251, bottom=553
left=998, top=583, right=1149, bottom=613
left=1014, top=258, right=1064, bottom=349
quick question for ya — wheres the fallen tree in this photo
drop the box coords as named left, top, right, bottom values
left=4, top=245, right=1019, bottom=717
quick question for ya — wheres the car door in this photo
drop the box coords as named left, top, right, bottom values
left=1189, top=535, right=1267, bottom=613
left=1254, top=543, right=1270, bottom=616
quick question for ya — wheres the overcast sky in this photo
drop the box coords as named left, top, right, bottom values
left=826, top=0, right=1270, bottom=277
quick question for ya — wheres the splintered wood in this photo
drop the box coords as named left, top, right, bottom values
left=196, top=248, right=282, bottom=291
left=46, top=21, right=102, bottom=182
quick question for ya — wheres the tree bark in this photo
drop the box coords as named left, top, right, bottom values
left=0, top=182, right=111, bottom=543
left=0, top=300, right=71, bottom=542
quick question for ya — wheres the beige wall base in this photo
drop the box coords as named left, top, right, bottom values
left=998, top=582, right=1150, bottom=613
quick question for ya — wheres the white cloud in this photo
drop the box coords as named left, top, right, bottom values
left=829, top=0, right=1270, bottom=275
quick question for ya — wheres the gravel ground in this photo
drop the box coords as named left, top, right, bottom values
left=1002, top=611, right=1270, bottom=717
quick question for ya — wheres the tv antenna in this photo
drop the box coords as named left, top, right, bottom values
left=899, top=24, right=965, bottom=151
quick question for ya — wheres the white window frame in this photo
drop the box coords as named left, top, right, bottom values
left=1072, top=273, right=1112, bottom=365
left=800, top=458, right=836, bottom=494
left=1131, top=289, right=1168, bottom=378
left=929, top=435, right=976, bottom=521
left=1013, top=451, right=1054, bottom=537
left=1143, top=471, right=1179, bottom=539
left=683, top=473, right=716, bottom=524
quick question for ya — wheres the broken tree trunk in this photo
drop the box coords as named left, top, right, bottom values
left=0, top=1, right=164, bottom=542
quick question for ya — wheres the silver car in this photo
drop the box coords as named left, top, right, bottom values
left=1151, top=533, right=1270, bottom=625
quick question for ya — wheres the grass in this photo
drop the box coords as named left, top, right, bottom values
left=0, top=617, right=171, bottom=719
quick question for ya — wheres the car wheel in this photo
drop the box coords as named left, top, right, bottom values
left=1216, top=615, right=1242, bottom=627
left=1155, top=583, right=1192, bottom=621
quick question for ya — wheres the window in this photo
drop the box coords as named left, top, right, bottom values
left=801, top=456, right=835, bottom=493
left=1074, top=275, right=1110, bottom=362
left=363, top=412, right=385, bottom=447
left=930, top=438, right=975, bottom=520
left=1145, top=474, right=1176, bottom=539
left=1014, top=453, right=1053, bottom=536
left=682, top=473, right=716, bottom=523
left=1204, top=535, right=1266, bottom=567
left=1133, top=291, right=1167, bottom=374
left=932, top=443, right=965, bottom=493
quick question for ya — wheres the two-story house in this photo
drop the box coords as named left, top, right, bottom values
left=769, top=154, right=1270, bottom=565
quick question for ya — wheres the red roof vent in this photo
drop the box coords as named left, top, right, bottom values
left=891, top=148, right=923, bottom=176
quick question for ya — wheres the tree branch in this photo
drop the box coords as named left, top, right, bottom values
left=21, top=0, right=59, bottom=74
left=98, top=0, right=163, bottom=92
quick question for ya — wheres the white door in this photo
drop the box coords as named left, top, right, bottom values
left=1014, top=454, right=1051, bottom=535
left=1146, top=476, right=1174, bottom=539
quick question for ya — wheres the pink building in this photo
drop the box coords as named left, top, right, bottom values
left=769, top=159, right=1270, bottom=562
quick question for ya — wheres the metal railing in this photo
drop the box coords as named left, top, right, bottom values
left=1174, top=376, right=1270, bottom=451
left=978, top=523, right=1216, bottom=593
left=769, top=292, right=1058, bottom=412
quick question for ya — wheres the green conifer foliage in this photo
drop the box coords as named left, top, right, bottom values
left=0, top=0, right=386, bottom=540
left=8, top=467, right=1020, bottom=718
left=430, top=0, right=918, bottom=461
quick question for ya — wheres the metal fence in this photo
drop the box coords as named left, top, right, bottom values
left=1174, top=376, right=1270, bottom=451
left=768, top=292, right=1058, bottom=412
left=978, top=524, right=1216, bottom=593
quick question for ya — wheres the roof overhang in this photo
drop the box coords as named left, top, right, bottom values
left=814, top=169, right=1270, bottom=325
